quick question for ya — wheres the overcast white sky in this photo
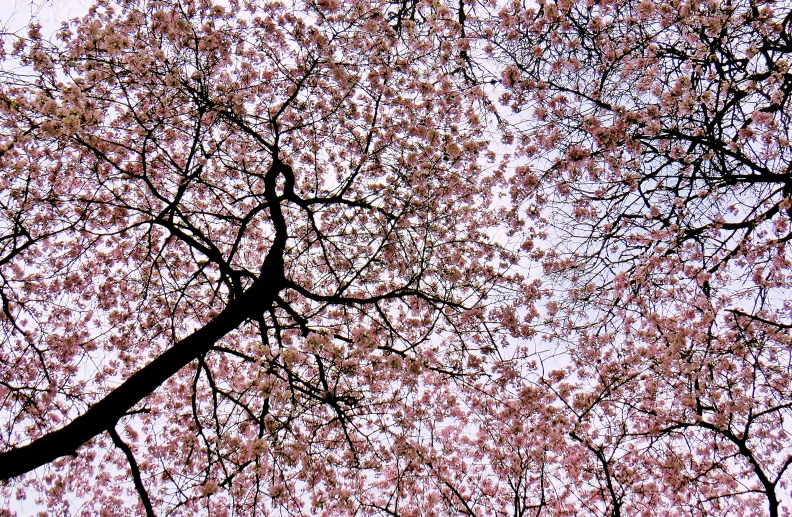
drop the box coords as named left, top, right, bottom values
left=1, top=0, right=91, bottom=38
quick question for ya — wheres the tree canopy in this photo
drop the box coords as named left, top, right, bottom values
left=0, top=0, right=791, bottom=515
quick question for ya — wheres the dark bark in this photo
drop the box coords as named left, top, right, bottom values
left=0, top=148, right=292, bottom=481
left=108, top=426, right=157, bottom=517
left=0, top=280, right=280, bottom=481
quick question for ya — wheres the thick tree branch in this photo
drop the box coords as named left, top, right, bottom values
left=0, top=274, right=282, bottom=481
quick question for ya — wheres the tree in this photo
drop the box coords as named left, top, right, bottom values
left=493, top=0, right=792, bottom=515
left=0, top=0, right=528, bottom=514
left=3, top=0, right=792, bottom=515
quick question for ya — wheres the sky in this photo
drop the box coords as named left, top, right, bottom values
left=1, top=0, right=90, bottom=38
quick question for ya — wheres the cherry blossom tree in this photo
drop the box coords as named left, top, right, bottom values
left=493, top=0, right=792, bottom=515
left=3, top=0, right=792, bottom=515
left=0, top=0, right=532, bottom=514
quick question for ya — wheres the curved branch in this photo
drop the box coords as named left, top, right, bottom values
left=108, top=426, right=157, bottom=517
left=0, top=156, right=293, bottom=482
